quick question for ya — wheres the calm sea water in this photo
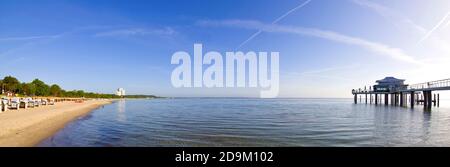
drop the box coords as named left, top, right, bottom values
left=39, top=98, right=450, bottom=147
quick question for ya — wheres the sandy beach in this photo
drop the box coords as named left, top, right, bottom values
left=0, top=99, right=112, bottom=147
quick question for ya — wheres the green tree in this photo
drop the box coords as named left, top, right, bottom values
left=76, top=90, right=85, bottom=97
left=2, top=76, right=20, bottom=93
left=31, top=79, right=50, bottom=96
left=64, top=90, right=76, bottom=97
left=60, top=90, right=67, bottom=97
left=49, top=84, right=62, bottom=97
left=1, top=75, right=130, bottom=98
left=22, top=83, right=36, bottom=96
left=17, top=82, right=24, bottom=94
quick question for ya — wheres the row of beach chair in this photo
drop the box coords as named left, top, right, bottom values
left=1, top=97, right=56, bottom=112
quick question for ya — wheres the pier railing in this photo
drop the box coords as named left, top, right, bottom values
left=407, top=78, right=450, bottom=90
left=351, top=88, right=372, bottom=94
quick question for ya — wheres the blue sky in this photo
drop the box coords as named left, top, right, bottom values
left=1, top=0, right=450, bottom=97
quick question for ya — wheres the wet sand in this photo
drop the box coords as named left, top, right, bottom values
left=0, top=99, right=111, bottom=147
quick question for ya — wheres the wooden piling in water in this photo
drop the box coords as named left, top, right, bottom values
left=433, top=94, right=436, bottom=106
left=423, top=91, right=432, bottom=109
left=428, top=92, right=432, bottom=109
left=394, top=93, right=399, bottom=106
left=400, top=93, right=404, bottom=107
left=385, top=94, right=389, bottom=105
left=437, top=94, right=440, bottom=107
left=423, top=91, right=427, bottom=108
left=375, top=94, right=378, bottom=105
left=416, top=94, right=419, bottom=105
left=390, top=94, right=394, bottom=106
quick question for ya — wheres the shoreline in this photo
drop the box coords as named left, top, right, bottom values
left=0, top=99, right=112, bottom=147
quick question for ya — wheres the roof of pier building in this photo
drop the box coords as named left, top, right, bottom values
left=375, top=77, right=405, bottom=86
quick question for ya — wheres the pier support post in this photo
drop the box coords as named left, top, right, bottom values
left=394, top=94, right=397, bottom=105
left=400, top=93, right=404, bottom=107
left=423, top=91, right=432, bottom=109
left=423, top=92, right=427, bottom=108
left=410, top=92, right=414, bottom=108
left=354, top=94, right=357, bottom=104
left=385, top=94, right=389, bottom=105
left=437, top=94, right=440, bottom=107
left=428, top=91, right=432, bottom=109
left=365, top=94, right=367, bottom=104
left=397, top=94, right=400, bottom=106
left=370, top=94, right=372, bottom=104
left=391, top=94, right=395, bottom=106
left=395, top=93, right=399, bottom=106
left=433, top=94, right=436, bottom=106
left=416, top=94, right=419, bottom=105
left=375, top=94, right=378, bottom=105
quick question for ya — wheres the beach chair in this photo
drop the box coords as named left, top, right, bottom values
left=48, top=99, right=55, bottom=105
left=25, top=98, right=34, bottom=108
left=19, top=98, right=28, bottom=109
left=10, top=98, right=20, bottom=110
left=1, top=98, right=8, bottom=112
left=34, top=99, right=41, bottom=107
left=41, top=99, right=48, bottom=105
left=29, top=100, right=35, bottom=108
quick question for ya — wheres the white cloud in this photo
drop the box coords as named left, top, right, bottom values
left=0, top=25, right=116, bottom=58
left=0, top=35, right=60, bottom=41
left=95, top=27, right=176, bottom=37
left=300, top=64, right=361, bottom=75
left=198, top=19, right=422, bottom=65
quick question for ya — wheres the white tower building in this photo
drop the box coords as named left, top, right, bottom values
left=116, top=88, right=126, bottom=96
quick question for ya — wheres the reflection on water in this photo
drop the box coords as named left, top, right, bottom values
left=117, top=100, right=126, bottom=122
left=39, top=98, right=450, bottom=147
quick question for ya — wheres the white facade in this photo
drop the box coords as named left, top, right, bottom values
left=116, top=88, right=126, bottom=96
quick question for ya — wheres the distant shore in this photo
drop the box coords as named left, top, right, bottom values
left=0, top=99, right=112, bottom=147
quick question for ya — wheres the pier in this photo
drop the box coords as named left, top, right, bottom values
left=352, top=77, right=449, bottom=110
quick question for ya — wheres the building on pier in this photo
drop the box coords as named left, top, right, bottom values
left=373, top=77, right=407, bottom=92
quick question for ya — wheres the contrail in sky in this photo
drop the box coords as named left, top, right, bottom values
left=445, top=18, right=450, bottom=28
left=199, top=19, right=423, bottom=65
left=237, top=0, right=312, bottom=49
left=417, top=11, right=450, bottom=44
